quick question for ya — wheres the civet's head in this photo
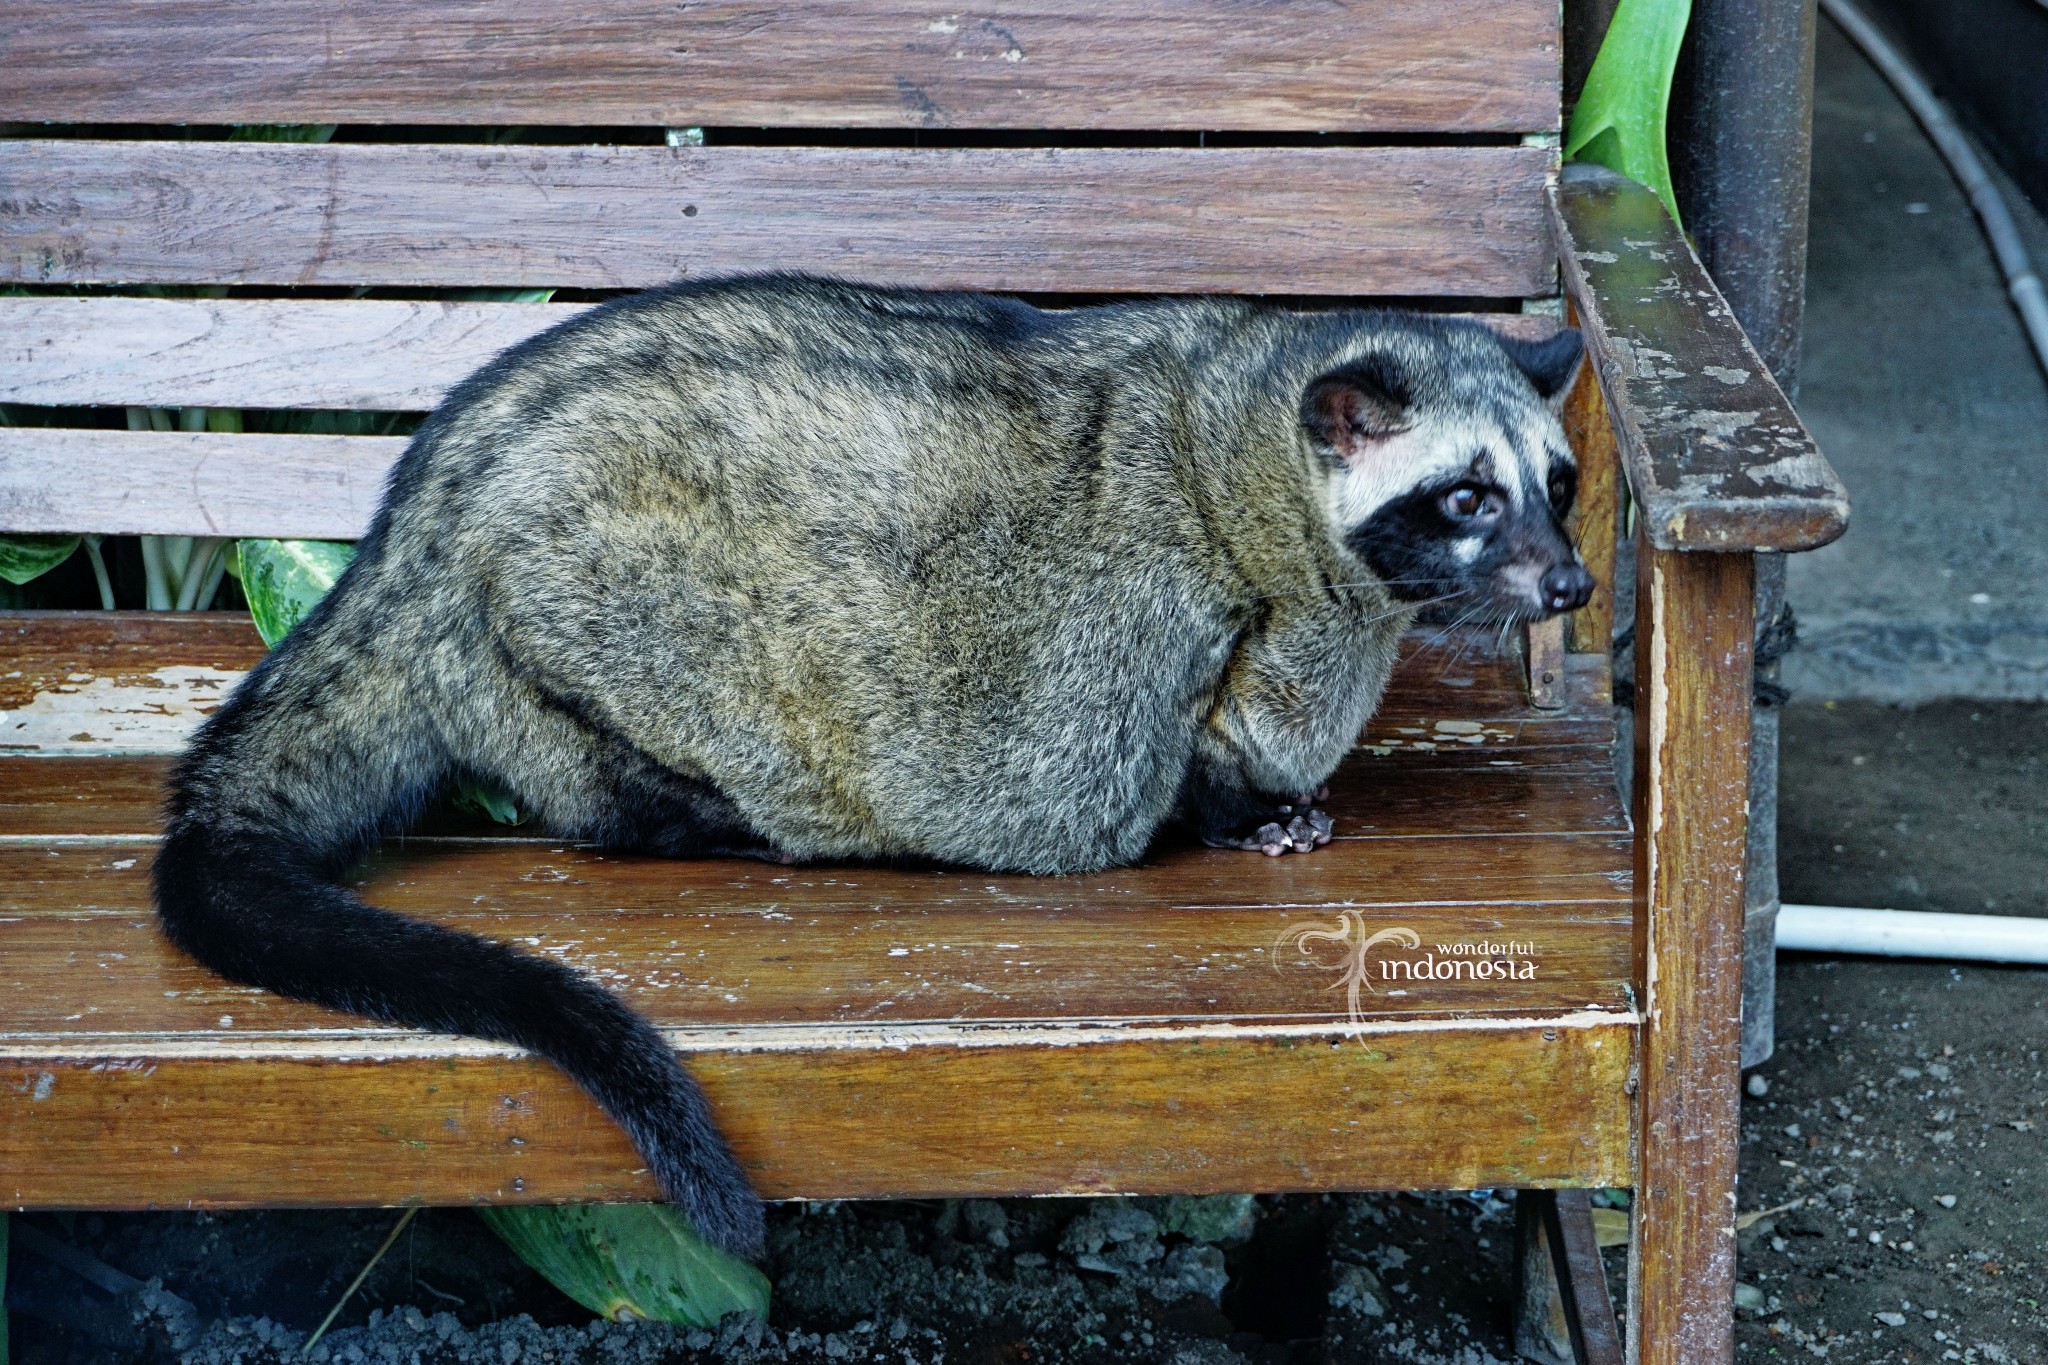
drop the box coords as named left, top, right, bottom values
left=1303, top=319, right=1596, bottom=623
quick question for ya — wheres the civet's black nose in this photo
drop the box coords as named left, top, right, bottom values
left=1540, top=564, right=1596, bottom=614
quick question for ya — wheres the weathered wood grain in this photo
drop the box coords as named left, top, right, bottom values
left=0, top=610, right=1614, bottom=759
left=25, top=610, right=1592, bottom=717
left=0, top=1, right=1561, bottom=134
left=0, top=428, right=404, bottom=538
left=0, top=1021, right=1631, bottom=1208
left=0, top=612, right=265, bottom=714
left=1513, top=1189, right=1625, bottom=1365
left=1548, top=1189, right=1626, bottom=1365
left=1552, top=163, right=1848, bottom=552
left=0, top=141, right=1559, bottom=295
left=0, top=820, right=1633, bottom=926
left=0, top=298, right=1561, bottom=412
left=0, top=754, right=1626, bottom=842
left=0, top=841, right=1632, bottom=1033
left=0, top=611, right=261, bottom=755
left=0, top=297, right=589, bottom=410
left=1627, top=541, right=1754, bottom=1365
left=1562, top=302, right=1621, bottom=659
left=1524, top=616, right=1568, bottom=710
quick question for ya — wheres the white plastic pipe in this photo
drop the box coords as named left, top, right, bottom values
left=1778, top=904, right=2048, bottom=964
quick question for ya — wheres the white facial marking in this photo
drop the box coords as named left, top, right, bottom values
left=1501, top=559, right=1548, bottom=608
left=1453, top=535, right=1484, bottom=565
left=1325, top=406, right=1541, bottom=531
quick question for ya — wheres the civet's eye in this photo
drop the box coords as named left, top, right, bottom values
left=1441, top=484, right=1498, bottom=521
left=1548, top=467, right=1577, bottom=511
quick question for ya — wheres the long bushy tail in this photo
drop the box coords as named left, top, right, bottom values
left=152, top=631, right=764, bottom=1257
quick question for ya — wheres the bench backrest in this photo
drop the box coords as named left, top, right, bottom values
left=0, top=2, right=1582, bottom=560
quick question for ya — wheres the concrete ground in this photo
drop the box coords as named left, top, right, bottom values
left=1732, top=16, right=2048, bottom=1363
left=1731, top=700, right=2048, bottom=1364
left=1785, top=19, right=2048, bottom=702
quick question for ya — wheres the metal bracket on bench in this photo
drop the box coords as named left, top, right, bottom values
left=1513, top=1189, right=1624, bottom=1365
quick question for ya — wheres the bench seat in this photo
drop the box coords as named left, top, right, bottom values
left=0, top=0, right=1854, bottom=1348
left=0, top=611, right=1634, bottom=1209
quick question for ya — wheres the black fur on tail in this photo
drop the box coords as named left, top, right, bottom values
left=152, top=650, right=765, bottom=1257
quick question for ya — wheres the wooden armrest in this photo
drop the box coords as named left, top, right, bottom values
left=1551, top=163, right=1849, bottom=554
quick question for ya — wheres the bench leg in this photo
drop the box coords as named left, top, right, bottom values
left=1625, top=544, right=1755, bottom=1365
left=1514, top=1189, right=1625, bottom=1365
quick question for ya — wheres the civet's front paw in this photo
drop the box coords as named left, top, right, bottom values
left=1204, top=807, right=1334, bottom=857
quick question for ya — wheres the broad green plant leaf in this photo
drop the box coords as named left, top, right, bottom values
left=235, top=539, right=356, bottom=648
left=238, top=539, right=525, bottom=825
left=442, top=287, right=558, bottom=303
left=478, top=1204, right=770, bottom=1327
left=451, top=777, right=529, bottom=826
left=0, top=534, right=80, bottom=586
left=1564, top=0, right=1692, bottom=228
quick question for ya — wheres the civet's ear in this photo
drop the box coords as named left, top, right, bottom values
left=1301, top=354, right=1412, bottom=464
left=1495, top=326, right=1585, bottom=409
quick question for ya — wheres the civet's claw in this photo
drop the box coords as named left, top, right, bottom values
left=1206, top=809, right=1334, bottom=857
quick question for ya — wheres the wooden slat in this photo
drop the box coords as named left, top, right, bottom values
left=0, top=611, right=1616, bottom=757
left=1513, top=1189, right=1625, bottom=1365
left=0, top=428, right=403, bottom=539
left=1563, top=299, right=1620, bottom=659
left=0, top=1021, right=1632, bottom=1208
left=0, top=841, right=1632, bottom=1034
left=1552, top=164, right=1848, bottom=553
left=0, top=297, right=591, bottom=410
left=0, top=610, right=260, bottom=757
left=1549, top=1190, right=1627, bottom=1365
left=0, top=298, right=1564, bottom=411
left=0, top=141, right=1559, bottom=295
left=0, top=611, right=266, bottom=712
left=0, top=753, right=1627, bottom=841
left=0, top=1, right=1561, bottom=134
left=1627, top=543, right=1754, bottom=1365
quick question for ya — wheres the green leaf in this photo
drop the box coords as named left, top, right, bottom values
left=441, top=287, right=558, bottom=304
left=235, top=541, right=522, bottom=828
left=0, top=534, right=81, bottom=586
left=478, top=1205, right=770, bottom=1327
left=451, top=776, right=529, bottom=826
left=1141, top=1194, right=1259, bottom=1245
left=236, top=539, right=357, bottom=647
left=228, top=124, right=338, bottom=143
left=268, top=409, right=417, bottom=437
left=1563, top=0, right=1692, bottom=228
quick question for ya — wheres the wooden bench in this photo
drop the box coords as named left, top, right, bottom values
left=0, top=6, right=1847, bottom=1362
